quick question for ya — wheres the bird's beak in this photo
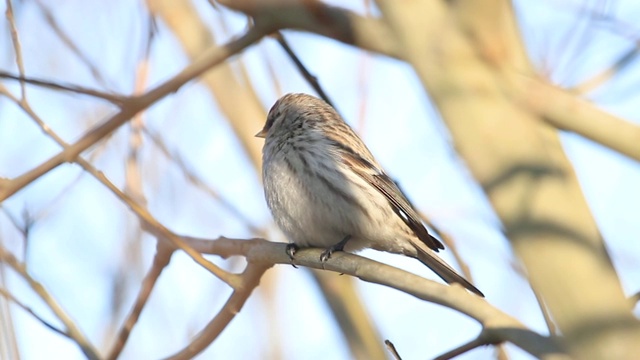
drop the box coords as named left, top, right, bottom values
left=255, top=128, right=267, bottom=138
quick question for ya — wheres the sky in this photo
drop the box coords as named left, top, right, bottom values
left=0, top=0, right=639, bottom=359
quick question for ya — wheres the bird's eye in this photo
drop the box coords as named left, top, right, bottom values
left=264, top=109, right=281, bottom=131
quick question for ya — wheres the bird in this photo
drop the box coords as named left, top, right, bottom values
left=256, top=93, right=483, bottom=297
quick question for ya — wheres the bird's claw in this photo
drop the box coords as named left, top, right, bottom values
left=319, top=235, right=351, bottom=263
left=319, top=248, right=334, bottom=263
left=285, top=243, right=299, bottom=268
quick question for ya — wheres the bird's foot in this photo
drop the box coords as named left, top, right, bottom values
left=319, top=235, right=351, bottom=263
left=285, top=243, right=299, bottom=268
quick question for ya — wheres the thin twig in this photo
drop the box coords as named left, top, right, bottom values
left=0, top=71, right=128, bottom=105
left=124, top=22, right=153, bottom=206
left=34, top=0, right=112, bottom=89
left=165, top=262, right=271, bottom=360
left=5, top=0, right=26, bottom=100
left=433, top=335, right=491, bottom=360
left=0, top=287, right=71, bottom=340
left=106, top=242, right=174, bottom=360
left=273, top=32, right=335, bottom=108
left=0, top=205, right=28, bottom=239
left=512, top=261, right=557, bottom=336
left=0, top=246, right=100, bottom=359
left=496, top=344, right=510, bottom=360
left=104, top=33, right=156, bottom=360
left=630, top=291, right=640, bottom=307
left=0, top=74, right=241, bottom=288
left=570, top=45, right=640, bottom=94
left=531, top=284, right=557, bottom=335
left=143, top=128, right=265, bottom=235
left=0, top=243, right=20, bottom=360
left=384, top=339, right=402, bottom=360
left=0, top=23, right=268, bottom=200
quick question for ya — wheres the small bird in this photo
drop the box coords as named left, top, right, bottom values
left=256, top=93, right=483, bottom=297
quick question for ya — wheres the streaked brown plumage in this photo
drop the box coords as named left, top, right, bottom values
left=257, top=93, right=483, bottom=297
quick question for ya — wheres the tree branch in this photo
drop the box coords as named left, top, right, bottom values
left=164, top=262, right=271, bottom=360
left=272, top=32, right=336, bottom=108
left=0, top=246, right=100, bottom=359
left=511, top=74, right=640, bottom=162
left=106, top=242, right=175, bottom=360
left=217, top=0, right=640, bottom=165
left=0, top=22, right=267, bottom=202
left=182, top=236, right=567, bottom=359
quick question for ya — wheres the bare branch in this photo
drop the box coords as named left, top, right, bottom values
left=0, top=71, right=127, bottom=105
left=0, top=23, right=267, bottom=201
left=272, top=32, right=336, bottom=108
left=0, top=246, right=100, bottom=359
left=0, top=82, right=239, bottom=286
left=164, top=262, right=271, bottom=360
left=218, top=0, right=640, bottom=164
left=182, top=236, right=567, bottom=359
left=5, top=0, right=27, bottom=99
left=434, top=334, right=490, bottom=360
left=149, top=0, right=267, bottom=169
left=570, top=44, right=640, bottom=94
left=531, top=281, right=558, bottom=336
left=0, top=287, right=70, bottom=340
left=374, top=0, right=640, bottom=358
left=384, top=339, right=402, bottom=360
left=512, top=74, right=640, bottom=162
left=106, top=242, right=174, bottom=360
left=218, top=0, right=401, bottom=58
left=142, top=128, right=265, bottom=235
left=34, top=0, right=113, bottom=89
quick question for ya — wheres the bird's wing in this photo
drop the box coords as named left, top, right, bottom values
left=331, top=140, right=444, bottom=252
left=329, top=139, right=484, bottom=296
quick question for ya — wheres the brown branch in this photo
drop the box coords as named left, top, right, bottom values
left=0, top=256, right=19, bottom=360
left=0, top=82, right=239, bottom=287
left=182, top=236, right=567, bottom=359
left=149, top=0, right=267, bottom=169
left=107, top=242, right=174, bottom=360
left=272, top=32, right=335, bottom=108
left=106, top=50, right=157, bottom=359
left=631, top=291, right=640, bottom=307
left=0, top=246, right=100, bottom=359
left=34, top=0, right=112, bottom=89
left=165, top=262, right=272, bottom=360
left=5, top=0, right=26, bottom=100
left=375, top=0, right=640, bottom=358
left=571, top=45, right=640, bottom=94
left=0, top=71, right=127, bottom=105
left=150, top=4, right=388, bottom=358
left=218, top=0, right=640, bottom=165
left=142, top=128, right=265, bottom=235
left=0, top=287, right=70, bottom=340
left=384, top=339, right=402, bottom=360
left=511, top=74, right=640, bottom=162
left=434, top=334, right=490, bottom=360
left=0, top=23, right=267, bottom=200
left=530, top=281, right=557, bottom=336
left=219, top=0, right=401, bottom=58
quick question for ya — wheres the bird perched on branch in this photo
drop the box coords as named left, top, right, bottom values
left=256, top=93, right=483, bottom=297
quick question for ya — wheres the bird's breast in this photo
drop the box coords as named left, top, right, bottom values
left=262, top=148, right=373, bottom=248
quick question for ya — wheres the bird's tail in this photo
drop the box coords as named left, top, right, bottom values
left=412, top=241, right=484, bottom=297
